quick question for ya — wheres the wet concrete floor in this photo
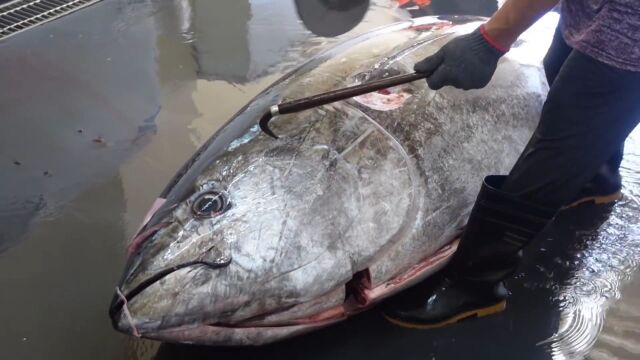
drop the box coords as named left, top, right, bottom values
left=0, top=1, right=638, bottom=359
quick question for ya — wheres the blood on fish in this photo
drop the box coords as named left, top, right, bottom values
left=409, top=21, right=453, bottom=31
left=354, top=87, right=413, bottom=111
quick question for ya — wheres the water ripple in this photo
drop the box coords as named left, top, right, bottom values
left=539, top=129, right=640, bottom=359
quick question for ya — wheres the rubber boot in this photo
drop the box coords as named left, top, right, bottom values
left=384, top=175, right=556, bottom=329
left=383, top=276, right=509, bottom=329
left=566, top=161, right=622, bottom=208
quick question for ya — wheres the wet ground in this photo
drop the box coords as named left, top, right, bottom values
left=0, top=1, right=638, bottom=359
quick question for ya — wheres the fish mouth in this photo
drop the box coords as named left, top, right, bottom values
left=109, top=274, right=348, bottom=341
left=109, top=219, right=233, bottom=336
left=107, top=265, right=344, bottom=340
left=109, top=241, right=458, bottom=345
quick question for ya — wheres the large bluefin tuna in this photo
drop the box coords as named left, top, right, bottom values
left=110, top=15, right=556, bottom=345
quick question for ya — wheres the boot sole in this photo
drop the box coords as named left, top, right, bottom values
left=383, top=300, right=507, bottom=329
left=565, top=191, right=622, bottom=209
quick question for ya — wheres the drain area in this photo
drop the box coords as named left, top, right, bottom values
left=0, top=0, right=100, bottom=40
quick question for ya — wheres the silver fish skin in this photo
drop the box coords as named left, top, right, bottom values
left=110, top=15, right=558, bottom=345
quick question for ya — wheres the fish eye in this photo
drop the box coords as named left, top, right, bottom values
left=192, top=191, right=230, bottom=218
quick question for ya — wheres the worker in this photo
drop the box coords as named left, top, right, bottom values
left=384, top=0, right=640, bottom=328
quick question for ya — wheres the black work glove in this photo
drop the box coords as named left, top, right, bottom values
left=414, top=26, right=507, bottom=90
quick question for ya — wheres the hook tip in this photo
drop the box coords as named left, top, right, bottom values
left=258, top=111, right=279, bottom=139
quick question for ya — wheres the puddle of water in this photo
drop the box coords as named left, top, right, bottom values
left=0, top=0, right=638, bottom=359
left=539, top=131, right=640, bottom=360
left=590, top=275, right=640, bottom=359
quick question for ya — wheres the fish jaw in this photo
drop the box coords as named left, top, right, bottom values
left=110, top=240, right=457, bottom=345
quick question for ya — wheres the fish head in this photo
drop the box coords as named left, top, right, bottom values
left=110, top=101, right=416, bottom=342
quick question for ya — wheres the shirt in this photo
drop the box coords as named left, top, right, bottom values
left=561, top=0, right=640, bottom=72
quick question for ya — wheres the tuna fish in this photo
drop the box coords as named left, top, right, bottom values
left=110, top=15, right=557, bottom=346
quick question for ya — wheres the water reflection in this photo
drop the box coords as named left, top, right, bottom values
left=173, top=0, right=312, bottom=83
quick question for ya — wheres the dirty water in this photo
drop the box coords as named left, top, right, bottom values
left=0, top=0, right=638, bottom=359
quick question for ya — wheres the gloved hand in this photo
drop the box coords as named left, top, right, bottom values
left=414, top=25, right=507, bottom=90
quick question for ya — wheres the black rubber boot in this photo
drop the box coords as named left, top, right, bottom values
left=384, top=175, right=556, bottom=329
left=566, top=162, right=622, bottom=208
left=383, top=276, right=508, bottom=329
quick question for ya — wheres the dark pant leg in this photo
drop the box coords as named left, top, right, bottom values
left=543, top=26, right=626, bottom=183
left=605, top=144, right=625, bottom=171
left=502, top=51, right=640, bottom=209
left=543, top=25, right=572, bottom=87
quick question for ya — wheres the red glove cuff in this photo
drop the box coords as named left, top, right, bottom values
left=480, top=24, right=509, bottom=53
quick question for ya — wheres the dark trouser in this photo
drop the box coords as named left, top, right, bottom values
left=541, top=26, right=623, bottom=179
left=453, top=27, right=640, bottom=282
left=502, top=27, right=640, bottom=209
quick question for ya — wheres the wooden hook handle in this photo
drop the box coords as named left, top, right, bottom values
left=276, top=72, right=426, bottom=115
